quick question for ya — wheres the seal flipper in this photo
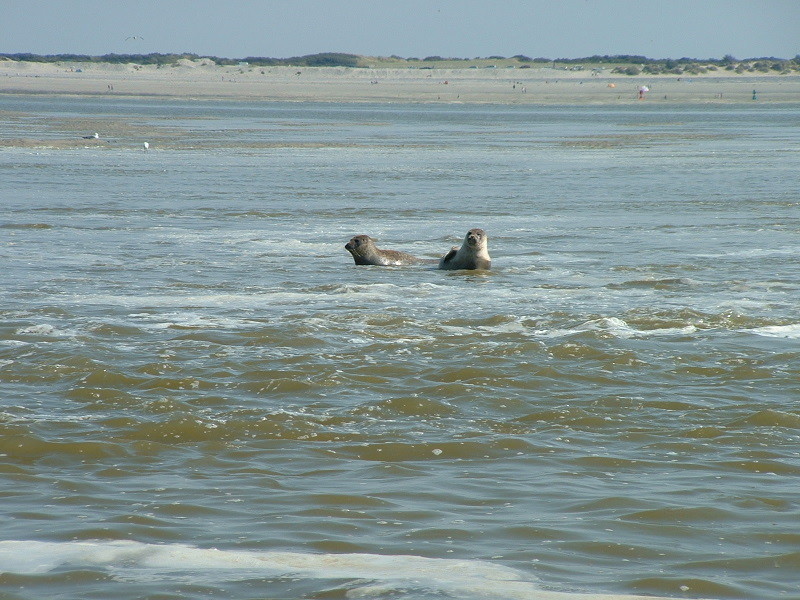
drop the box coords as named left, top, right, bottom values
left=440, top=247, right=458, bottom=266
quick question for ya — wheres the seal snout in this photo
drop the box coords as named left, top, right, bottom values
left=345, top=236, right=364, bottom=252
left=466, top=228, right=485, bottom=246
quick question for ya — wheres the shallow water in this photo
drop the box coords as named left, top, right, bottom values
left=1, top=96, right=799, bottom=600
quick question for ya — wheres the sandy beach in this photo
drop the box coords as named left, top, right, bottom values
left=2, top=58, right=800, bottom=104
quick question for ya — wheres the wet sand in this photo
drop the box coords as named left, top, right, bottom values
left=2, top=59, right=799, bottom=104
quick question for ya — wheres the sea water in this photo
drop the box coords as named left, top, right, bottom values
left=0, top=96, right=799, bottom=599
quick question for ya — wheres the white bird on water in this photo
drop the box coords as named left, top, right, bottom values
left=82, top=132, right=99, bottom=139
left=143, top=141, right=149, bottom=151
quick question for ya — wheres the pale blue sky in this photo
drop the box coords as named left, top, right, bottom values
left=2, top=0, right=798, bottom=60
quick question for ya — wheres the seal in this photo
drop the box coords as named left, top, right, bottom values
left=438, top=228, right=491, bottom=270
left=345, top=235, right=421, bottom=266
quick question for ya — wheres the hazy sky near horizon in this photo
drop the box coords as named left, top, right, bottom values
left=3, top=0, right=798, bottom=60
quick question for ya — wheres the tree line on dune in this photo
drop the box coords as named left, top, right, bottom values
left=1, top=52, right=799, bottom=74
left=0, top=52, right=362, bottom=67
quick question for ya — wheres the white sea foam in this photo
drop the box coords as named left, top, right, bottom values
left=68, top=282, right=410, bottom=312
left=535, top=318, right=697, bottom=340
left=15, top=323, right=57, bottom=335
left=745, top=323, right=800, bottom=339
left=594, top=317, right=639, bottom=339
left=0, top=340, right=29, bottom=348
left=698, top=245, right=800, bottom=259
left=0, top=540, right=705, bottom=600
left=144, top=311, right=256, bottom=330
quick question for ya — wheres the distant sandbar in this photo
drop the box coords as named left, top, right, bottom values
left=2, top=59, right=800, bottom=105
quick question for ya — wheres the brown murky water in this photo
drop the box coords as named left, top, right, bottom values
left=1, top=97, right=799, bottom=599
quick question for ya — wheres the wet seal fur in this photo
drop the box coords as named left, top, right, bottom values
left=438, top=228, right=491, bottom=270
left=345, top=235, right=421, bottom=266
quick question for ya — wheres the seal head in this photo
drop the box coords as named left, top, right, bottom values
left=345, top=235, right=421, bottom=266
left=438, top=228, right=491, bottom=270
